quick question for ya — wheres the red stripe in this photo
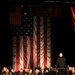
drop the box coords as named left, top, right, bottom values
left=9, top=4, right=21, bottom=25
left=44, top=17, right=47, bottom=68
left=15, top=8, right=17, bottom=25
left=71, top=6, right=75, bottom=26
left=15, top=4, right=20, bottom=25
left=18, top=4, right=21, bottom=25
left=37, top=16, right=40, bottom=67
left=17, top=4, right=21, bottom=25
left=30, top=36, right=33, bottom=70
left=16, top=36, right=20, bottom=71
left=15, top=5, right=17, bottom=25
left=23, top=36, right=27, bottom=69
left=16, top=4, right=20, bottom=25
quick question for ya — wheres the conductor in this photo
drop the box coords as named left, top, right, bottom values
left=56, top=53, right=66, bottom=75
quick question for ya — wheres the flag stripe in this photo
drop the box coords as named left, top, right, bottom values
left=16, top=36, right=20, bottom=71
left=33, top=16, right=37, bottom=71
left=30, top=36, right=33, bottom=70
left=9, top=4, right=21, bottom=25
left=44, top=16, right=47, bottom=68
left=47, top=17, right=51, bottom=68
left=27, top=36, right=30, bottom=68
left=23, top=36, right=27, bottom=68
left=12, top=36, right=16, bottom=71
left=20, top=36, right=23, bottom=69
left=37, top=16, right=40, bottom=67
left=40, top=16, right=44, bottom=69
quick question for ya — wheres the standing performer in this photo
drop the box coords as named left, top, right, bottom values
left=56, top=53, right=66, bottom=75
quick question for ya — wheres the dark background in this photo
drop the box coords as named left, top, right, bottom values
left=52, top=6, right=75, bottom=67
left=0, top=3, right=12, bottom=68
left=0, top=2, right=75, bottom=68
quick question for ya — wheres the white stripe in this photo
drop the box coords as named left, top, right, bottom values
left=12, top=36, right=16, bottom=71
left=47, top=17, right=51, bottom=69
left=20, top=36, right=23, bottom=69
left=27, top=36, right=30, bottom=68
left=40, top=16, right=44, bottom=69
left=33, top=16, right=37, bottom=71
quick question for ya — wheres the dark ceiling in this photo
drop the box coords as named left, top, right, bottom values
left=0, top=0, right=75, bottom=4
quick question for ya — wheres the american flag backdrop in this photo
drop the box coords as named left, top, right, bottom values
left=9, top=4, right=52, bottom=71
